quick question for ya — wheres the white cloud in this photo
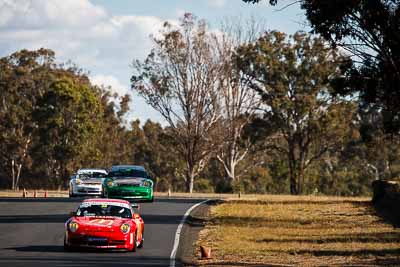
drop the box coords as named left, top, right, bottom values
left=90, top=74, right=166, bottom=126
left=207, top=0, right=226, bottom=8
left=0, top=0, right=107, bottom=29
left=0, top=0, right=168, bottom=74
left=0, top=0, right=174, bottom=124
left=91, top=74, right=131, bottom=97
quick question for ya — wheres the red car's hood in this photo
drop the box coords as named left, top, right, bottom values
left=73, top=216, right=131, bottom=232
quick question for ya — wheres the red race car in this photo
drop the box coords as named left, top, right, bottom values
left=64, top=198, right=144, bottom=251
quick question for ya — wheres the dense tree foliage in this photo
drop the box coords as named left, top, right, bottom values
left=243, top=0, right=400, bottom=134
left=34, top=79, right=102, bottom=186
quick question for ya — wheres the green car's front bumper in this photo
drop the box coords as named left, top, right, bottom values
left=104, top=185, right=154, bottom=202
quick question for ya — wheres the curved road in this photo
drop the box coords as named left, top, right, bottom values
left=0, top=197, right=206, bottom=267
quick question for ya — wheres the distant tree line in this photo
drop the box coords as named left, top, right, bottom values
left=1, top=12, right=399, bottom=195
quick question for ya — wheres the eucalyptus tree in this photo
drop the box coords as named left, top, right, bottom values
left=214, top=19, right=262, bottom=183
left=237, top=31, right=356, bottom=194
left=132, top=14, right=222, bottom=193
left=244, top=0, right=400, bottom=134
left=0, top=49, right=56, bottom=190
left=34, top=79, right=103, bottom=186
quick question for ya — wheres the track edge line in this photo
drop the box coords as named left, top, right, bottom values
left=169, top=199, right=210, bottom=267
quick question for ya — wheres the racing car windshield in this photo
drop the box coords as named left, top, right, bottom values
left=108, top=169, right=148, bottom=179
left=76, top=203, right=132, bottom=218
left=78, top=172, right=107, bottom=179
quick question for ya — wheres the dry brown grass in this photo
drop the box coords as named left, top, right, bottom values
left=196, top=195, right=400, bottom=266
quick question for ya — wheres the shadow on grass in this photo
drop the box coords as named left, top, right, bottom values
left=256, top=231, right=400, bottom=244
left=211, top=216, right=383, bottom=229
left=189, top=262, right=284, bottom=266
left=292, top=248, right=400, bottom=257
left=228, top=200, right=370, bottom=206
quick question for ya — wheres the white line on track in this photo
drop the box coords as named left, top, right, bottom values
left=170, top=199, right=210, bottom=267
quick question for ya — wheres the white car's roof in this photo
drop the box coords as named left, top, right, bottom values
left=77, top=168, right=107, bottom=174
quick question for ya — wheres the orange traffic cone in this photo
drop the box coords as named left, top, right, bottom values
left=200, top=246, right=212, bottom=259
left=44, top=190, right=48, bottom=198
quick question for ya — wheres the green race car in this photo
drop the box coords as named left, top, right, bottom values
left=102, top=165, right=154, bottom=202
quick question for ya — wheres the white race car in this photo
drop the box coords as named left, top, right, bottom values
left=69, top=169, right=108, bottom=197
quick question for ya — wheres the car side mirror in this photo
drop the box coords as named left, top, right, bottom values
left=131, top=203, right=140, bottom=212
left=69, top=211, right=76, bottom=217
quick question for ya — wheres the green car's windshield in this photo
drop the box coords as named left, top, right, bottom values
left=108, top=169, right=148, bottom=179
left=76, top=203, right=132, bottom=218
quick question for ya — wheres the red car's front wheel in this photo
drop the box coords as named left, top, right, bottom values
left=138, top=230, right=144, bottom=248
left=63, top=235, right=72, bottom=251
left=130, top=232, right=137, bottom=252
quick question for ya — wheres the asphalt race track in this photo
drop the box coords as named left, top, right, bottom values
left=0, top=197, right=206, bottom=267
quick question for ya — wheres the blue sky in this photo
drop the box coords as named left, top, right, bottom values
left=0, top=0, right=308, bottom=124
left=93, top=0, right=306, bottom=30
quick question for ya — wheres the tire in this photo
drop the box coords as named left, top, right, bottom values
left=101, top=188, right=108, bottom=198
left=64, top=235, right=72, bottom=251
left=69, top=186, right=75, bottom=198
left=138, top=229, right=144, bottom=249
left=131, top=231, right=137, bottom=252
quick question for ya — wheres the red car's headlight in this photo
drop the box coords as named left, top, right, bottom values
left=120, top=223, right=130, bottom=234
left=68, top=221, right=79, bottom=232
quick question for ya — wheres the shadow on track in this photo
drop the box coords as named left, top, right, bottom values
left=6, top=246, right=137, bottom=253
left=6, top=246, right=65, bottom=253
left=0, top=213, right=189, bottom=225
left=0, top=197, right=84, bottom=203
left=141, top=214, right=182, bottom=225
left=0, top=254, right=172, bottom=267
left=0, top=214, right=69, bottom=223
left=0, top=197, right=211, bottom=204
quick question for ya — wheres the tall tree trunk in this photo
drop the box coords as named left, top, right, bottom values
left=298, top=150, right=306, bottom=194
left=15, top=163, right=23, bottom=190
left=298, top=166, right=304, bottom=195
left=217, top=154, right=236, bottom=182
left=11, top=160, right=23, bottom=191
left=11, top=135, right=31, bottom=190
left=185, top=169, right=195, bottom=193
left=11, top=159, right=16, bottom=190
left=288, top=142, right=298, bottom=195
left=289, top=172, right=298, bottom=195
